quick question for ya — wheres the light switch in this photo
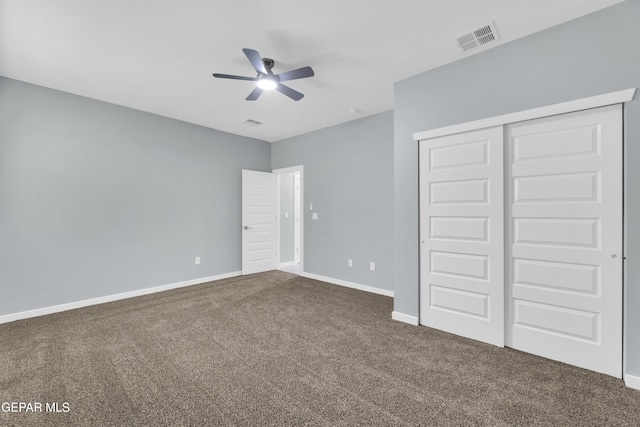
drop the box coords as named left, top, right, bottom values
left=312, top=212, right=318, bottom=220
left=284, top=212, right=289, bottom=219
left=310, top=202, right=313, bottom=210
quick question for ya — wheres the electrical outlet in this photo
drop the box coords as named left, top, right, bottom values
left=348, top=259, right=353, bottom=267
left=369, top=262, right=375, bottom=271
left=195, top=256, right=201, bottom=265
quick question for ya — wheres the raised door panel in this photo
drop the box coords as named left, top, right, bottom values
left=430, top=217, right=489, bottom=242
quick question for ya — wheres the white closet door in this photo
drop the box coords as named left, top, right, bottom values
left=419, top=126, right=504, bottom=346
left=506, top=105, right=622, bottom=377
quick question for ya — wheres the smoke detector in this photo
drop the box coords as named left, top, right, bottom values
left=454, top=22, right=499, bottom=53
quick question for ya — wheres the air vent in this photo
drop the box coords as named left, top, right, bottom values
left=241, top=118, right=263, bottom=126
left=455, top=22, right=499, bottom=53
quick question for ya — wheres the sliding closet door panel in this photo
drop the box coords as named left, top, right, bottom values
left=506, top=105, right=622, bottom=377
left=419, top=126, right=504, bottom=346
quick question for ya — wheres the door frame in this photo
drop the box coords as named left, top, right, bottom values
left=273, top=165, right=304, bottom=275
left=413, top=88, right=635, bottom=142
left=294, top=173, right=301, bottom=264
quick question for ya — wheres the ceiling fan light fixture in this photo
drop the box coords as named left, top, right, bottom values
left=213, top=48, right=313, bottom=101
left=257, top=77, right=277, bottom=90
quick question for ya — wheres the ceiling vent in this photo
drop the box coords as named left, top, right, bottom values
left=455, top=22, right=499, bottom=53
left=241, top=118, right=263, bottom=126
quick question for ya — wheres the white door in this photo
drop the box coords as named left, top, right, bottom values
left=506, top=105, right=622, bottom=377
left=242, top=170, right=277, bottom=275
left=419, top=125, right=505, bottom=346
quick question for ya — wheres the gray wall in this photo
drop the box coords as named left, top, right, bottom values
left=272, top=111, right=394, bottom=293
left=279, top=172, right=295, bottom=263
left=0, top=77, right=271, bottom=316
left=393, top=0, right=640, bottom=377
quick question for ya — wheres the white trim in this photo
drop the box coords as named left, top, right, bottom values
left=276, top=173, right=282, bottom=266
left=279, top=261, right=297, bottom=268
left=294, top=173, right=301, bottom=264
left=392, top=311, right=419, bottom=325
left=413, top=88, right=636, bottom=141
left=301, top=272, right=394, bottom=297
left=0, top=271, right=241, bottom=325
left=625, top=374, right=640, bottom=391
left=272, top=165, right=304, bottom=276
left=272, top=165, right=303, bottom=175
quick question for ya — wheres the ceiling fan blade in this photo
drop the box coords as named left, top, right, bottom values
left=212, top=73, right=257, bottom=81
left=246, top=87, right=263, bottom=101
left=276, top=66, right=315, bottom=82
left=242, top=48, right=268, bottom=75
left=276, top=83, right=304, bottom=101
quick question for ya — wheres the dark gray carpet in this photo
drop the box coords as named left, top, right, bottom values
left=1, top=271, right=638, bottom=426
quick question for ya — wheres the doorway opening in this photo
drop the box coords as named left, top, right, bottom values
left=274, top=166, right=304, bottom=275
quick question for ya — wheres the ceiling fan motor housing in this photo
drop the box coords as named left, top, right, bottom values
left=262, top=58, right=275, bottom=72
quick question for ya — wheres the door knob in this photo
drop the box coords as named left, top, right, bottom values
left=243, top=225, right=251, bottom=230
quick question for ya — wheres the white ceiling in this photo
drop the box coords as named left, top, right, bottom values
left=0, top=0, right=624, bottom=142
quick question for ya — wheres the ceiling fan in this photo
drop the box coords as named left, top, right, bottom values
left=213, top=48, right=314, bottom=101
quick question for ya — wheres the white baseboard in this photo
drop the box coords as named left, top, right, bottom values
left=0, top=271, right=241, bottom=325
left=279, top=261, right=297, bottom=268
left=625, top=374, right=640, bottom=391
left=392, top=311, right=419, bottom=325
left=301, top=272, right=394, bottom=297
